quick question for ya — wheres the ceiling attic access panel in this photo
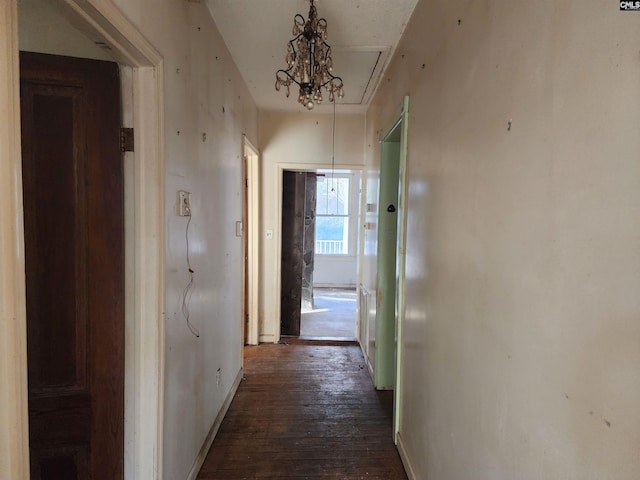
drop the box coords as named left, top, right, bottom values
left=331, top=48, right=386, bottom=106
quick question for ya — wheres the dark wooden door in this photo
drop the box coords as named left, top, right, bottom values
left=20, top=52, right=124, bottom=480
left=280, top=170, right=306, bottom=336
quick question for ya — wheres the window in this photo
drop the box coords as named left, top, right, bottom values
left=315, top=174, right=351, bottom=255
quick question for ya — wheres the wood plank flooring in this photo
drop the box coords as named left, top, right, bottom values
left=197, top=344, right=408, bottom=480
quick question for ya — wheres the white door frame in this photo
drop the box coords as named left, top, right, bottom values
left=273, top=162, right=363, bottom=343
left=0, top=1, right=166, bottom=478
left=243, top=135, right=260, bottom=346
left=0, top=2, right=30, bottom=477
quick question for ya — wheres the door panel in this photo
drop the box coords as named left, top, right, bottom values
left=23, top=87, right=88, bottom=397
left=280, top=170, right=306, bottom=336
left=20, top=52, right=124, bottom=480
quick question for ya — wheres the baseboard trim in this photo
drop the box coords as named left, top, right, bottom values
left=280, top=335, right=358, bottom=346
left=313, top=283, right=357, bottom=289
left=360, top=348, right=374, bottom=380
left=259, top=334, right=276, bottom=343
left=397, top=431, right=418, bottom=480
left=186, top=367, right=244, bottom=480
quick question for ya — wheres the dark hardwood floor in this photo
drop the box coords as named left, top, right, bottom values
left=197, top=343, right=408, bottom=480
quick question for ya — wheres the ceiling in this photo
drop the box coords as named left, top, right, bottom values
left=205, top=0, right=419, bottom=114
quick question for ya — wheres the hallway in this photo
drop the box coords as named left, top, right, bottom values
left=197, top=344, right=407, bottom=479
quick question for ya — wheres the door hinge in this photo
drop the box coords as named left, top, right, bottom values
left=120, top=128, right=134, bottom=152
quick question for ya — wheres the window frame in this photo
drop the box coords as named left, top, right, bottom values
left=314, top=171, right=358, bottom=257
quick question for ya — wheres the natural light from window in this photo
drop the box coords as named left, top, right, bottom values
left=316, top=174, right=350, bottom=255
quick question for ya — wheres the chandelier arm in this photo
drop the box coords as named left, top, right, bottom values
left=278, top=60, right=342, bottom=90
left=318, top=75, right=343, bottom=90
left=276, top=69, right=302, bottom=88
left=286, top=40, right=298, bottom=67
left=275, top=32, right=304, bottom=77
left=287, top=34, right=303, bottom=59
left=290, top=37, right=299, bottom=49
left=319, top=41, right=333, bottom=71
left=321, top=41, right=332, bottom=58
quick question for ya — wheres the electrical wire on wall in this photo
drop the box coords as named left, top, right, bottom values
left=182, top=213, right=200, bottom=338
left=331, top=96, right=336, bottom=192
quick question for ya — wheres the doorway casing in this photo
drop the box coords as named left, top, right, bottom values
left=0, top=1, right=166, bottom=478
left=243, top=135, right=260, bottom=346
left=376, top=96, right=409, bottom=442
left=273, top=162, right=364, bottom=344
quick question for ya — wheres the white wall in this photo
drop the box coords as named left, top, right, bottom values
left=313, top=256, right=357, bottom=287
left=108, top=1, right=258, bottom=478
left=364, top=1, right=640, bottom=479
left=258, top=111, right=365, bottom=342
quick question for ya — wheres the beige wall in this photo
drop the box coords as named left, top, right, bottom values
left=18, top=0, right=113, bottom=60
left=364, top=1, right=640, bottom=478
left=258, top=111, right=365, bottom=341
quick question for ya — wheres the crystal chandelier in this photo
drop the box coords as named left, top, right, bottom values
left=275, top=0, right=344, bottom=110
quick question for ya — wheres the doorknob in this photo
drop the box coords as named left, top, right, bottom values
left=387, top=204, right=396, bottom=213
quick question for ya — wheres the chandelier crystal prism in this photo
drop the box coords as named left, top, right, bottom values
left=275, top=0, right=344, bottom=110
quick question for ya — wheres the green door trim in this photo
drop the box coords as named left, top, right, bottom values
left=392, top=97, right=409, bottom=443
left=374, top=96, right=409, bottom=442
left=374, top=136, right=400, bottom=390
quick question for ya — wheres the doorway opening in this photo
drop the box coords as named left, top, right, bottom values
left=8, top=1, right=166, bottom=478
left=279, top=168, right=362, bottom=341
left=374, top=96, right=409, bottom=441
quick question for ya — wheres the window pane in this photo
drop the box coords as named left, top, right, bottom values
left=316, top=178, right=329, bottom=214
left=316, top=177, right=349, bottom=215
left=315, top=216, right=349, bottom=255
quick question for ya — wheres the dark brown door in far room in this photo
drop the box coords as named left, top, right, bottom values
left=281, top=170, right=306, bottom=336
left=20, top=52, right=124, bottom=480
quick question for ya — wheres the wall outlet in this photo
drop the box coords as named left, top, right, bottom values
left=178, top=191, right=191, bottom=216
